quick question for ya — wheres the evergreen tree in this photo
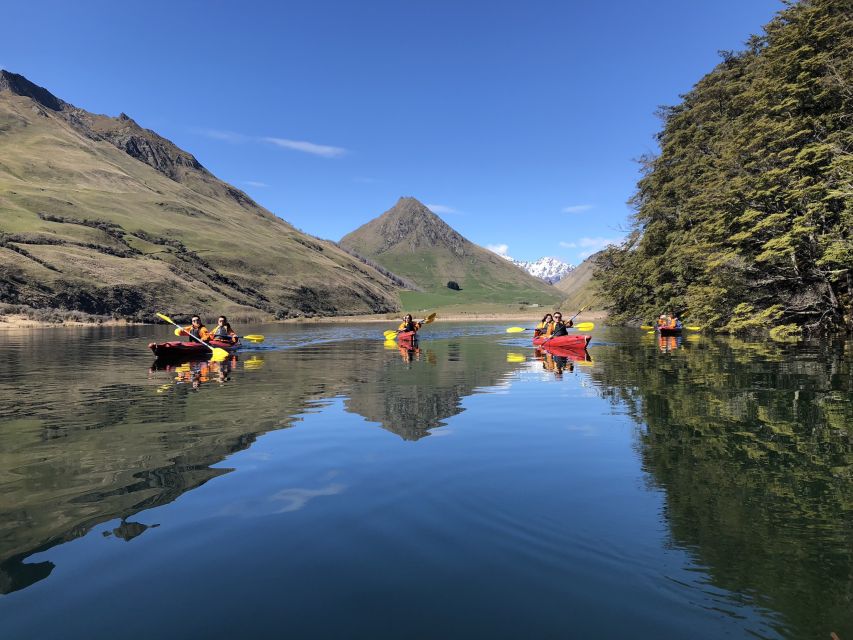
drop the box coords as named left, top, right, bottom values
left=597, top=0, right=853, bottom=333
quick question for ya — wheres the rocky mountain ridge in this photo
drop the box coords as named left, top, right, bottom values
left=0, top=70, right=400, bottom=318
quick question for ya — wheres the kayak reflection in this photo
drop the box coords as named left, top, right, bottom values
left=148, top=354, right=266, bottom=389
left=657, top=334, right=682, bottom=353
left=534, top=345, right=592, bottom=378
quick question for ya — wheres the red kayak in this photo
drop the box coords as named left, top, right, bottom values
left=149, top=339, right=240, bottom=360
left=396, top=330, right=418, bottom=342
left=532, top=334, right=591, bottom=349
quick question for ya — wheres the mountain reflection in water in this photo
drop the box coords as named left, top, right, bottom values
left=0, top=328, right=526, bottom=595
left=0, top=325, right=850, bottom=639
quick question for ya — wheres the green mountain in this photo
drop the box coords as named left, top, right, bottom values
left=0, top=71, right=400, bottom=320
left=594, top=0, right=853, bottom=334
left=554, top=253, right=606, bottom=312
left=340, top=197, right=560, bottom=311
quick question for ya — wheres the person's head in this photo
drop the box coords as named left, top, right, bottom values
left=553, top=312, right=563, bottom=323
left=403, top=314, right=413, bottom=323
left=217, top=316, right=227, bottom=325
left=191, top=315, right=203, bottom=326
left=541, top=313, right=553, bottom=324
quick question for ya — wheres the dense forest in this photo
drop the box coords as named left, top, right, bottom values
left=596, top=0, right=853, bottom=335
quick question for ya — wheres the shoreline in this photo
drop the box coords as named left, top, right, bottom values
left=283, top=310, right=609, bottom=324
left=0, top=310, right=608, bottom=329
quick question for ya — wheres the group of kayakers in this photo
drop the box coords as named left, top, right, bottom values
left=180, top=315, right=238, bottom=344
left=533, top=312, right=574, bottom=339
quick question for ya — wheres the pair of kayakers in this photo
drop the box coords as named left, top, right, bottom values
left=656, top=313, right=682, bottom=330
left=181, top=315, right=238, bottom=344
left=534, top=312, right=574, bottom=339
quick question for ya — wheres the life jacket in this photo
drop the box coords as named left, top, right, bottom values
left=211, top=325, right=234, bottom=340
left=182, top=324, right=209, bottom=341
left=398, top=321, right=418, bottom=332
left=550, top=321, right=569, bottom=338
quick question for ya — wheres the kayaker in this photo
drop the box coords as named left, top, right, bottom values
left=398, top=314, right=422, bottom=334
left=181, top=315, right=211, bottom=342
left=209, top=315, right=238, bottom=344
left=546, top=312, right=573, bottom=338
left=534, top=313, right=554, bottom=338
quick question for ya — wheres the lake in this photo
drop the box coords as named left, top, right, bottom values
left=0, top=323, right=850, bottom=639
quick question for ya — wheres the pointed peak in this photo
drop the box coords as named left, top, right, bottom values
left=0, top=70, right=65, bottom=111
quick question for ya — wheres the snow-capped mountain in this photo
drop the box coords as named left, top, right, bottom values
left=504, top=256, right=575, bottom=284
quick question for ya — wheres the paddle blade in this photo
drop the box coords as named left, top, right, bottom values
left=174, top=328, right=183, bottom=337
left=506, top=352, right=526, bottom=363
left=640, top=325, right=654, bottom=330
left=241, top=335, right=265, bottom=343
left=210, top=348, right=230, bottom=361
left=686, top=326, right=702, bottom=331
left=243, top=356, right=265, bottom=370
left=424, top=312, right=437, bottom=324
left=383, top=330, right=399, bottom=338
left=156, top=312, right=175, bottom=325
left=506, top=327, right=527, bottom=333
left=575, top=322, right=595, bottom=331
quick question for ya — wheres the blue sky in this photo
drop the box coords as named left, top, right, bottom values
left=3, top=0, right=781, bottom=263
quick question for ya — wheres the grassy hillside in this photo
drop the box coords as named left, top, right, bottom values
left=341, top=197, right=561, bottom=311
left=0, top=71, right=400, bottom=320
left=555, top=253, right=607, bottom=312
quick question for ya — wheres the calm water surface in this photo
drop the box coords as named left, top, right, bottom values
left=0, top=323, right=850, bottom=639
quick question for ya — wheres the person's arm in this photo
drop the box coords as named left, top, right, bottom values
left=199, top=327, right=211, bottom=341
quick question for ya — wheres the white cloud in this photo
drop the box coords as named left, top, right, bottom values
left=560, top=236, right=624, bottom=259
left=243, top=181, right=268, bottom=188
left=486, top=243, right=510, bottom=257
left=263, top=137, right=347, bottom=158
left=426, top=204, right=458, bottom=215
left=562, top=204, right=594, bottom=214
left=192, top=128, right=347, bottom=158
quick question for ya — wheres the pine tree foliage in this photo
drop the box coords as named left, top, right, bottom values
left=596, top=0, right=853, bottom=332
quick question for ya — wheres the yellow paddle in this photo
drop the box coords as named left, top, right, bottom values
left=383, top=312, right=436, bottom=338
left=157, top=312, right=229, bottom=361
left=640, top=325, right=654, bottom=330
left=174, top=327, right=265, bottom=342
left=506, top=321, right=594, bottom=333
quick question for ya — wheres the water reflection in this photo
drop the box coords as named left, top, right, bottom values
left=150, top=355, right=239, bottom=388
left=531, top=346, right=593, bottom=378
left=0, top=331, right=527, bottom=595
left=0, top=326, right=850, bottom=639
left=587, top=334, right=852, bottom=639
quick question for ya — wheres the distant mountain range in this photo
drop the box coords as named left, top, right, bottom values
left=340, top=197, right=561, bottom=310
left=0, top=70, right=400, bottom=319
left=503, top=256, right=574, bottom=284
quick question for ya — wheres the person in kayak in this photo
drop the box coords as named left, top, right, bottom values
left=546, top=312, right=574, bottom=338
left=181, top=315, right=211, bottom=342
left=534, top=313, right=554, bottom=338
left=398, top=314, right=422, bottom=334
left=209, top=315, right=238, bottom=344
